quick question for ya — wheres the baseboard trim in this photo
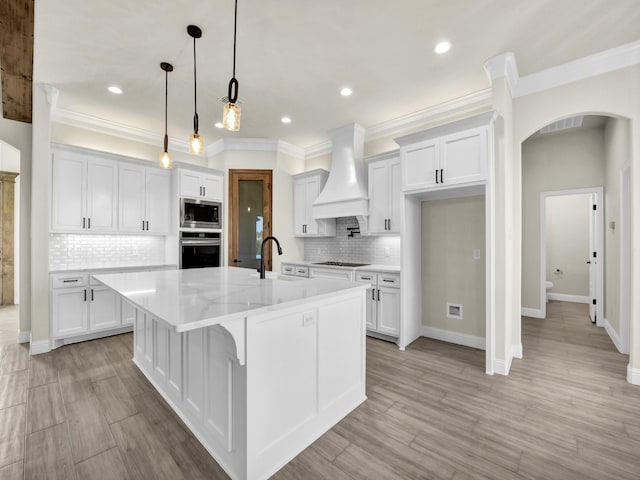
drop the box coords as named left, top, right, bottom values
left=547, top=293, right=590, bottom=304
left=30, top=338, right=51, bottom=355
left=521, top=307, right=544, bottom=319
left=17, top=330, right=31, bottom=344
left=494, top=356, right=512, bottom=376
left=627, top=364, right=640, bottom=385
left=420, top=326, right=485, bottom=350
left=511, top=343, right=523, bottom=359
left=603, top=318, right=625, bottom=354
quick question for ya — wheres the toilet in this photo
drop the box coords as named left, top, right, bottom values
left=545, top=281, right=554, bottom=303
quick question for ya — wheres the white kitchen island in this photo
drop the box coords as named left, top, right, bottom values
left=94, top=266, right=368, bottom=480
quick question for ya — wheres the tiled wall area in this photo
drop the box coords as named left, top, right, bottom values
left=304, top=217, right=400, bottom=265
left=49, top=234, right=166, bottom=270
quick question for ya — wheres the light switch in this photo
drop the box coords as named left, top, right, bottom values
left=473, top=249, right=481, bottom=260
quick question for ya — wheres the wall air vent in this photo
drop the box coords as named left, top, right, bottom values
left=539, top=116, right=584, bottom=134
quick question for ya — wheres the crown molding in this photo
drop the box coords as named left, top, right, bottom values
left=52, top=108, right=191, bottom=153
left=304, top=89, right=493, bottom=160
left=484, top=40, right=640, bottom=99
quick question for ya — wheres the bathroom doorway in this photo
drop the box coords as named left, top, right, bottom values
left=540, top=188, right=604, bottom=323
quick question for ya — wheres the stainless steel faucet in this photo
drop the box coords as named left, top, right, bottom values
left=258, top=236, right=283, bottom=279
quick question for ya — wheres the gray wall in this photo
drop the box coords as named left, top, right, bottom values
left=421, top=196, right=485, bottom=338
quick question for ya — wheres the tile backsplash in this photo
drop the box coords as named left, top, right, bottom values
left=304, top=217, right=400, bottom=265
left=49, top=234, right=166, bottom=270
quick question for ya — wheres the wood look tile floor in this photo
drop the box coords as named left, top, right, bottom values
left=0, top=301, right=639, bottom=479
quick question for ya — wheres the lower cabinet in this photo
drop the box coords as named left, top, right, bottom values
left=357, top=271, right=401, bottom=337
left=50, top=267, right=171, bottom=341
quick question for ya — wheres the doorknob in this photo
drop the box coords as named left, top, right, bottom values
left=586, top=261, right=591, bottom=264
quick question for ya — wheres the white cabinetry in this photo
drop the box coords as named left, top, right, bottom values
left=51, top=274, right=89, bottom=337
left=368, top=154, right=401, bottom=234
left=309, top=266, right=354, bottom=281
left=292, top=170, right=336, bottom=237
left=119, top=164, right=170, bottom=234
left=281, top=263, right=309, bottom=277
left=356, top=271, right=401, bottom=337
left=179, top=169, right=223, bottom=201
left=397, top=112, right=494, bottom=193
left=51, top=149, right=118, bottom=232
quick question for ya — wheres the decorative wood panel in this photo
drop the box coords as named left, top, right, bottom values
left=0, top=0, right=34, bottom=123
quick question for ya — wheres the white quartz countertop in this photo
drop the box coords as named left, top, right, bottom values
left=94, top=266, right=368, bottom=333
left=282, top=261, right=400, bottom=273
left=49, top=264, right=177, bottom=274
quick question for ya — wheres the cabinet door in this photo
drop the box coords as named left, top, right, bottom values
left=201, top=173, right=223, bottom=201
left=121, top=299, right=136, bottom=326
left=441, top=127, right=487, bottom=185
left=309, top=267, right=353, bottom=281
left=402, top=140, right=439, bottom=192
left=293, top=180, right=306, bottom=236
left=51, top=152, right=86, bottom=232
left=304, top=177, right=320, bottom=235
left=86, top=159, right=118, bottom=232
left=365, top=287, right=377, bottom=330
left=388, top=158, right=402, bottom=233
left=179, top=170, right=203, bottom=198
left=89, top=286, right=121, bottom=331
left=377, top=287, right=400, bottom=336
left=145, top=169, right=170, bottom=234
left=368, top=161, right=390, bottom=234
left=118, top=164, right=146, bottom=233
left=52, top=287, right=88, bottom=337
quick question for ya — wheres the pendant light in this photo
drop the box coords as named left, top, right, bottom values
left=159, top=62, right=173, bottom=169
left=223, top=0, right=241, bottom=131
left=187, top=25, right=204, bottom=155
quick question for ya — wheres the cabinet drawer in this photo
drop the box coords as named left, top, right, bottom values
left=309, top=267, right=354, bottom=281
left=294, top=266, right=309, bottom=277
left=282, top=264, right=295, bottom=275
left=355, top=271, right=377, bottom=284
left=51, top=273, right=88, bottom=288
left=378, top=273, right=401, bottom=288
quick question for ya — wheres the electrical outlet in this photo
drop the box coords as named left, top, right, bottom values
left=384, top=247, right=391, bottom=257
left=473, top=249, right=481, bottom=260
left=302, top=312, right=315, bottom=327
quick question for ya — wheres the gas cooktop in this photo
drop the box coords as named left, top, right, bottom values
left=312, top=261, right=370, bottom=267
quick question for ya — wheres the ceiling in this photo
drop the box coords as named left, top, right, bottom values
left=33, top=0, right=640, bottom=150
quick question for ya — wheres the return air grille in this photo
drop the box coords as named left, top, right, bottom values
left=539, top=116, right=584, bottom=134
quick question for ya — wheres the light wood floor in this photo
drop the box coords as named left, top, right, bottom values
left=0, top=301, right=639, bottom=479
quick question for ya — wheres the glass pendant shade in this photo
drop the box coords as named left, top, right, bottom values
left=189, top=132, right=204, bottom=155
left=223, top=102, right=241, bottom=131
left=160, top=150, right=172, bottom=169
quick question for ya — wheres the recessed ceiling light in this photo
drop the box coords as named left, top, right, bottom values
left=340, top=87, right=352, bottom=97
left=434, top=41, right=451, bottom=54
left=281, top=116, right=292, bottom=124
left=107, top=85, right=123, bottom=94
left=214, top=122, right=224, bottom=129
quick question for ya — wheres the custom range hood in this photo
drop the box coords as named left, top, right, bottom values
left=312, top=123, right=369, bottom=230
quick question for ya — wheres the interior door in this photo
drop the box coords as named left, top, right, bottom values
left=228, top=170, right=272, bottom=271
left=588, top=194, right=597, bottom=323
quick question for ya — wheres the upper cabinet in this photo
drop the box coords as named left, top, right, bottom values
left=51, top=149, right=117, bottom=233
left=179, top=169, right=223, bottom=201
left=292, top=170, right=336, bottom=237
left=396, top=111, right=495, bottom=194
left=51, top=144, right=171, bottom=235
left=367, top=153, right=401, bottom=234
left=119, top=165, right=170, bottom=234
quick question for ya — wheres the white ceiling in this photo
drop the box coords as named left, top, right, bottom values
left=34, top=0, right=640, bottom=150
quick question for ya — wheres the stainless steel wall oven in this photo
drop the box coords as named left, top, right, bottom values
left=179, top=232, right=221, bottom=269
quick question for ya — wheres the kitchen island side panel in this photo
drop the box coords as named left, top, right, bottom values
left=130, top=288, right=366, bottom=480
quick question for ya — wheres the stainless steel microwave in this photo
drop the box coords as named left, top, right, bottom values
left=180, top=198, right=222, bottom=229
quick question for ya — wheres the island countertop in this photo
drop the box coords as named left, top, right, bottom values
left=94, top=266, right=368, bottom=333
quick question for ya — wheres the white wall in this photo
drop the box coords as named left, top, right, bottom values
left=545, top=194, right=591, bottom=297
left=521, top=127, right=605, bottom=310
left=604, top=117, right=630, bottom=335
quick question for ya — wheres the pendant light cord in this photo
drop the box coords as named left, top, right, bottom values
left=164, top=69, right=169, bottom=152
left=193, top=35, right=199, bottom=133
left=232, top=0, right=238, bottom=78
